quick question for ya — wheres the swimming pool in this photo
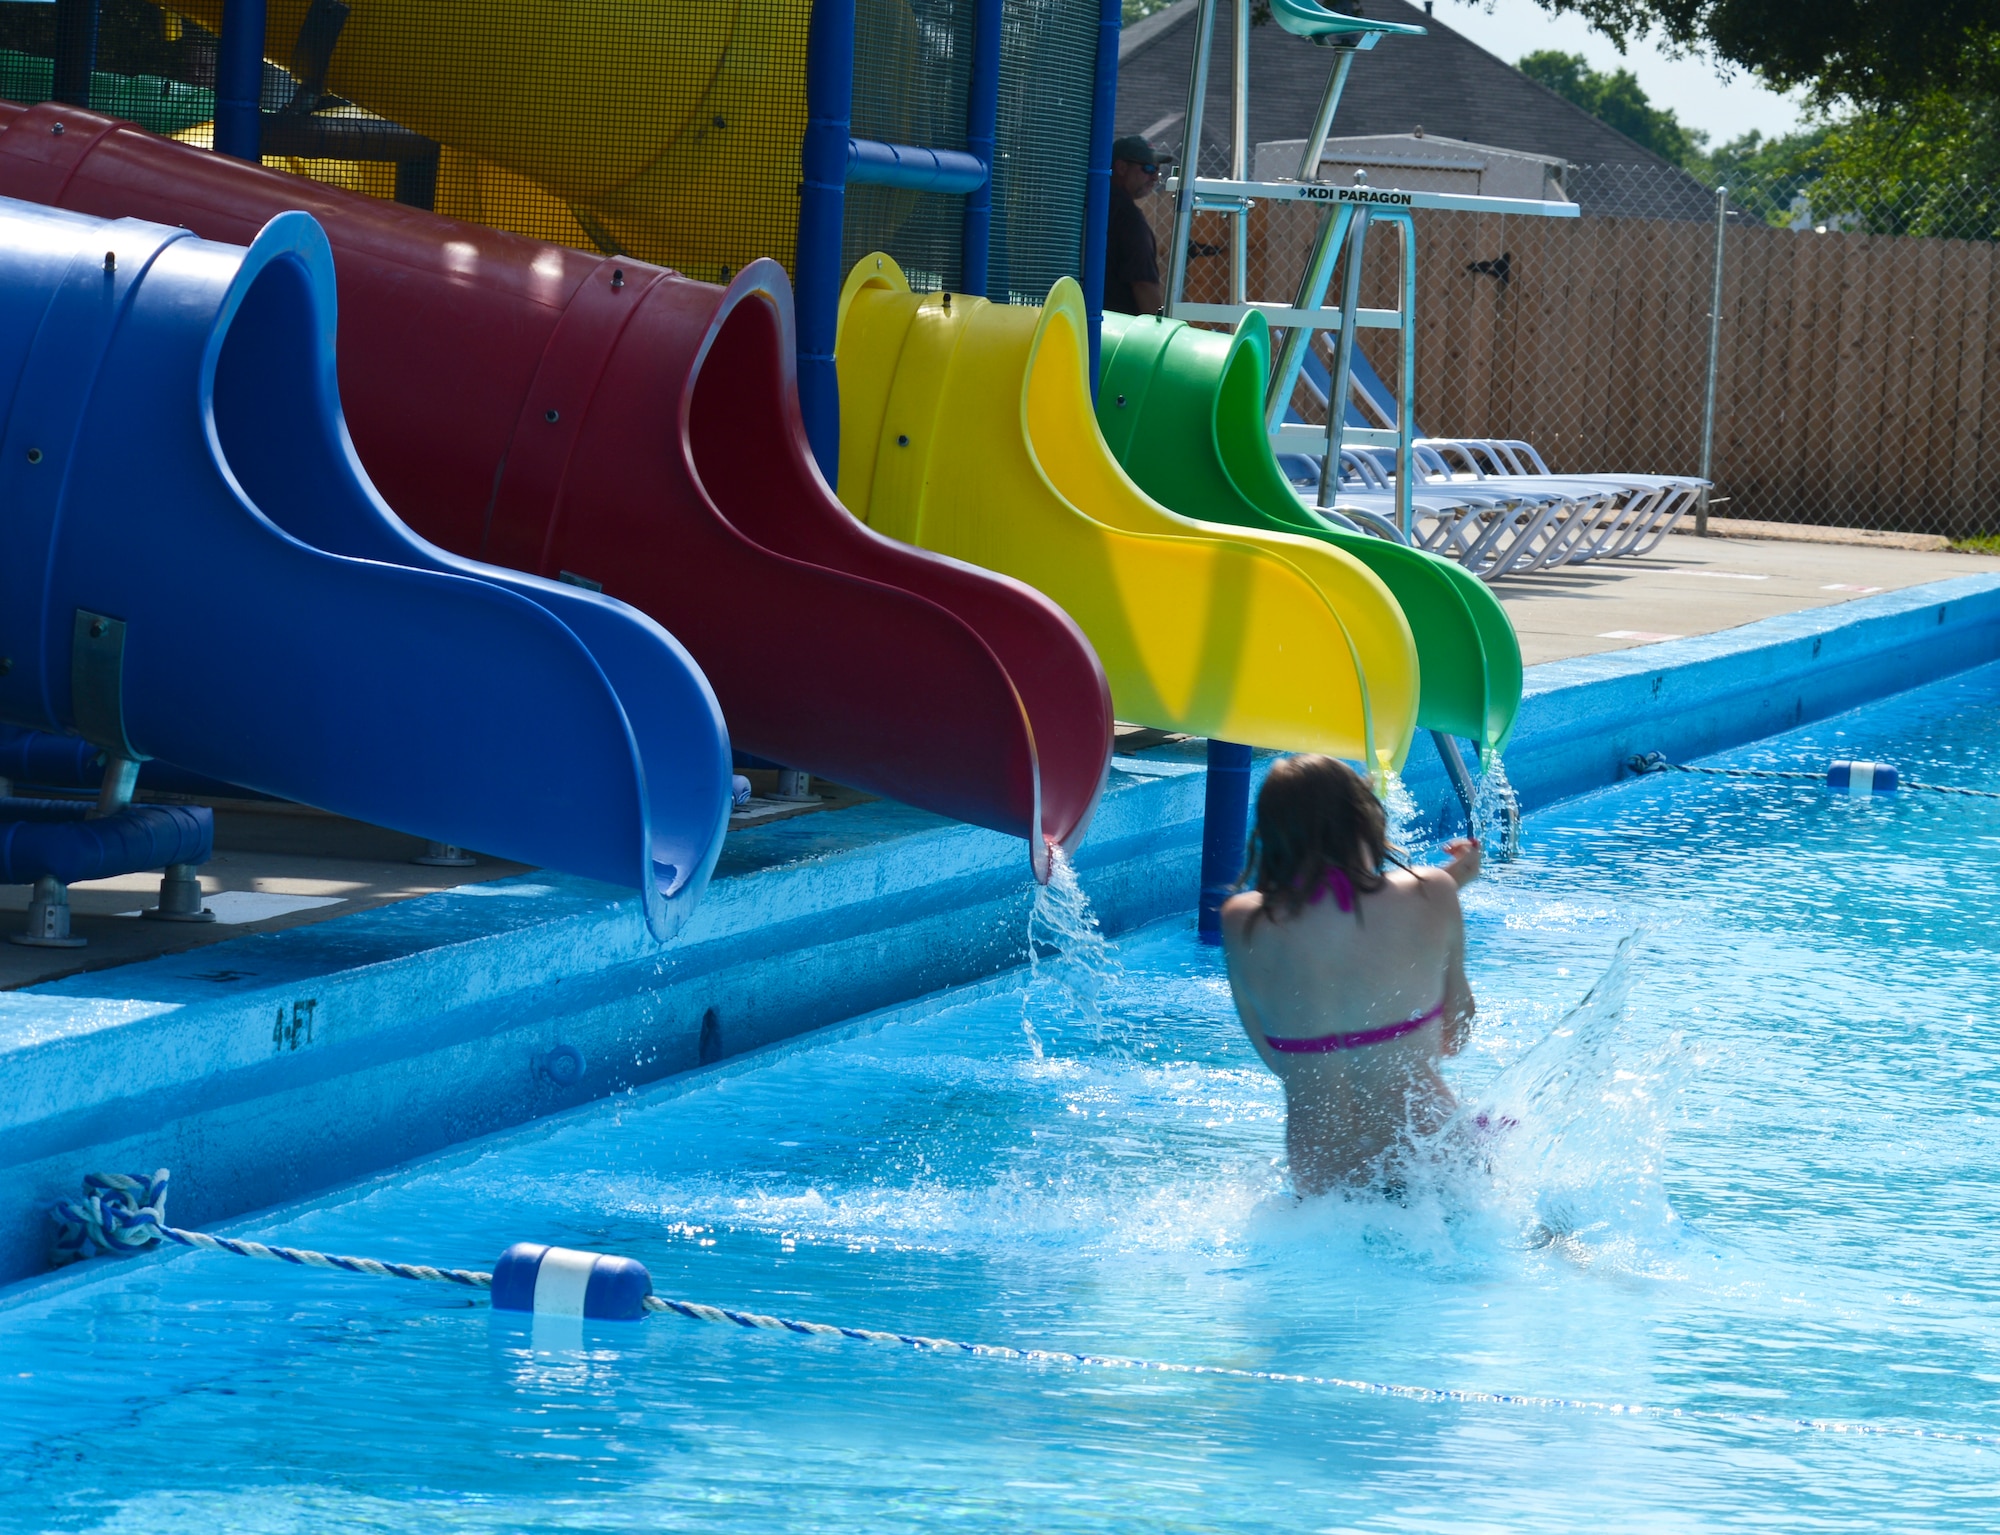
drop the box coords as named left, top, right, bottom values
left=6, top=662, right=2000, bottom=1531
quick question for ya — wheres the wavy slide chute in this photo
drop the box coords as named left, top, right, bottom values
left=1098, top=311, right=1522, bottom=753
left=0, top=196, right=732, bottom=938
left=836, top=255, right=1420, bottom=772
left=0, top=103, right=1113, bottom=878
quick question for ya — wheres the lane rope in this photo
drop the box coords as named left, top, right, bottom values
left=1627, top=752, right=2000, bottom=799
left=45, top=1170, right=2000, bottom=1451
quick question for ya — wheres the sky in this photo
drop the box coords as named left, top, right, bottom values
left=1429, top=0, right=1814, bottom=145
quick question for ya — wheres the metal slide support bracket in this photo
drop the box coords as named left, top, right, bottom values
left=1432, top=731, right=1519, bottom=859
left=71, top=608, right=147, bottom=817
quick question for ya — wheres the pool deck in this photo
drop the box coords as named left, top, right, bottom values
left=6, top=565, right=2000, bottom=1292
left=1496, top=530, right=1991, bottom=666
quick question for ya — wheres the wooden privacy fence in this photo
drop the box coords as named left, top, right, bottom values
left=1153, top=190, right=2000, bottom=540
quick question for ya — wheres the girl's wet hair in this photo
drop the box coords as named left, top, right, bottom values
left=1242, top=754, right=1397, bottom=923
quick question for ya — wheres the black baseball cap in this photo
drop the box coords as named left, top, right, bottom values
left=1112, top=134, right=1173, bottom=168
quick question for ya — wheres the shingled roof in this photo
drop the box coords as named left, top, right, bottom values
left=1117, top=0, right=1712, bottom=216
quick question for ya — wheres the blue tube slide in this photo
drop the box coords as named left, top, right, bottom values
left=0, top=198, right=733, bottom=941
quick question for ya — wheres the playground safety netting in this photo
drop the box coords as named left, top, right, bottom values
left=843, top=0, right=975, bottom=293
left=0, top=0, right=1100, bottom=305
left=844, top=0, right=1100, bottom=305
left=1160, top=160, right=2000, bottom=543
left=986, top=0, right=1098, bottom=305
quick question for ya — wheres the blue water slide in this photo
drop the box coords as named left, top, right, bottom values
left=0, top=198, right=732, bottom=940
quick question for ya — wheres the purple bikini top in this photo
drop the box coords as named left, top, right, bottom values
left=1310, top=866, right=1356, bottom=912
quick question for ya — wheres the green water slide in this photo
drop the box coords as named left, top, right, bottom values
left=1097, top=311, right=1521, bottom=753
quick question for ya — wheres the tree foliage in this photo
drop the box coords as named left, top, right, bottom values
left=1527, top=0, right=2000, bottom=111
left=1517, top=41, right=2000, bottom=239
left=1517, top=49, right=1704, bottom=164
left=1807, top=90, right=2000, bottom=237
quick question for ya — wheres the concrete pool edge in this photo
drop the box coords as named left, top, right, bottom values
left=1397, top=572, right=2000, bottom=825
left=0, top=752, right=1214, bottom=1287
left=4, top=571, right=1998, bottom=1291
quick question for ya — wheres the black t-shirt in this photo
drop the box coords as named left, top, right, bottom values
left=1103, top=184, right=1160, bottom=315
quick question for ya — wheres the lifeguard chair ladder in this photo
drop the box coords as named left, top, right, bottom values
left=1160, top=0, right=1576, bottom=539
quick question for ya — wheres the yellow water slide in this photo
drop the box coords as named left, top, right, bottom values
left=155, top=0, right=853, bottom=280
left=836, top=255, right=1420, bottom=771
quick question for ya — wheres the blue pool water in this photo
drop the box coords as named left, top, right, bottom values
left=7, top=663, right=2000, bottom=1531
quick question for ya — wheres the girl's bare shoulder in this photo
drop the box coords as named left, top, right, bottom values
left=1381, top=862, right=1462, bottom=904
left=1409, top=863, right=1466, bottom=910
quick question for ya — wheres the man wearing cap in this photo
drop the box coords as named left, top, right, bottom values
left=1104, top=134, right=1171, bottom=315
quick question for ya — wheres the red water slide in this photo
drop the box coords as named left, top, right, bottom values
left=0, top=102, right=1112, bottom=877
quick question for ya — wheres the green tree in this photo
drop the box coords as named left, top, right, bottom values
left=1517, top=49, right=1706, bottom=166
left=1527, top=8, right=2000, bottom=239
left=1807, top=90, right=2000, bottom=238
left=1698, top=125, right=1830, bottom=224
left=1526, top=0, right=1999, bottom=111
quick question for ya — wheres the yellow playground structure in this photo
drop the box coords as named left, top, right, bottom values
left=836, top=254, right=1421, bottom=774
left=154, top=0, right=830, bottom=280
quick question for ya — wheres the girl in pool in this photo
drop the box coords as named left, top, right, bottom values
left=1221, top=754, right=1480, bottom=1194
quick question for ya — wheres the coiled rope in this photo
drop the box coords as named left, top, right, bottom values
left=46, top=1170, right=2000, bottom=1450
left=1627, top=751, right=2000, bottom=799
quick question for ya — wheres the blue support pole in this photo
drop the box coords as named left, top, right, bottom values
left=51, top=0, right=100, bottom=109
left=214, top=0, right=266, bottom=163
left=796, top=0, right=856, bottom=484
left=1082, top=0, right=1122, bottom=399
left=959, top=0, right=1001, bottom=297
left=1197, top=740, right=1253, bottom=944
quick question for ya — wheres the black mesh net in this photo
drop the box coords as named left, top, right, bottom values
left=843, top=0, right=973, bottom=292
left=0, top=1, right=217, bottom=137
left=988, top=0, right=1096, bottom=304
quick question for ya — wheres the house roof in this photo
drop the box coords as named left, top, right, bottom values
left=1116, top=0, right=1711, bottom=215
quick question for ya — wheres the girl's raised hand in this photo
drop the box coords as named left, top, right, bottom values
left=1443, top=837, right=1482, bottom=887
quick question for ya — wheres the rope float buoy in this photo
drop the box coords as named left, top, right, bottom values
left=43, top=1169, right=2000, bottom=1451
left=1628, top=752, right=1998, bottom=800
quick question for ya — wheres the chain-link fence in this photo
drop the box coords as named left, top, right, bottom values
left=1151, top=161, right=2000, bottom=543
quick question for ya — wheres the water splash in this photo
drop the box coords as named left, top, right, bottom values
left=1451, top=936, right=1688, bottom=1270
left=1379, top=769, right=1427, bottom=856
left=1470, top=750, right=1520, bottom=856
left=1276, top=938, right=1689, bottom=1276
left=1021, top=847, right=1121, bottom=1056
